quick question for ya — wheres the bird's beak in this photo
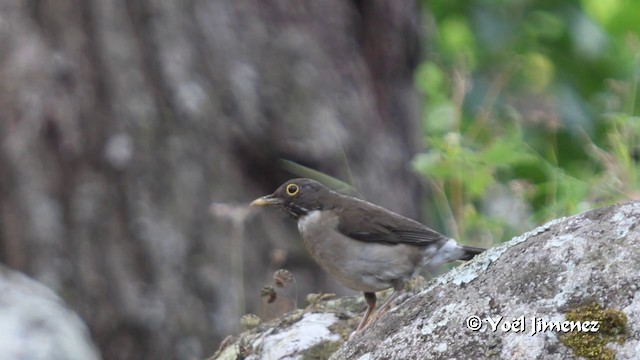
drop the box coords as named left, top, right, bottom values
left=251, top=194, right=281, bottom=207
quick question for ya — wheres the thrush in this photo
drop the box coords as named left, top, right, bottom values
left=251, top=178, right=485, bottom=332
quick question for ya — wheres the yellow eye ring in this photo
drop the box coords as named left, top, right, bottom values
left=286, top=183, right=299, bottom=196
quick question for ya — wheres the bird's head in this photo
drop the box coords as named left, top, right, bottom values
left=251, top=178, right=334, bottom=219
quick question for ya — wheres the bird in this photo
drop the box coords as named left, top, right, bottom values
left=251, top=178, right=485, bottom=332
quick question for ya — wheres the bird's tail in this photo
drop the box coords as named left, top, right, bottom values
left=459, top=245, right=486, bottom=261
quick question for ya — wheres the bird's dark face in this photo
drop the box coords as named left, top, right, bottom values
left=251, top=178, right=333, bottom=219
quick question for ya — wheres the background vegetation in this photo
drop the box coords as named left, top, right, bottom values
left=414, top=0, right=640, bottom=246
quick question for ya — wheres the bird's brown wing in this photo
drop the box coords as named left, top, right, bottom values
left=335, top=200, right=447, bottom=246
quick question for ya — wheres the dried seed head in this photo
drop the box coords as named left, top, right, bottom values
left=306, top=292, right=336, bottom=305
left=238, top=337, right=253, bottom=356
left=240, top=313, right=261, bottom=330
left=260, top=286, right=277, bottom=303
left=273, top=269, right=295, bottom=287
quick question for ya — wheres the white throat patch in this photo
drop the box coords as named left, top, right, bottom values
left=298, top=210, right=322, bottom=233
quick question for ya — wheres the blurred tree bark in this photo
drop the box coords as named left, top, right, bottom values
left=0, top=0, right=421, bottom=359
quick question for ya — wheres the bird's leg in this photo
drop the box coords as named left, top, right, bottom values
left=356, top=292, right=376, bottom=332
left=369, top=281, right=404, bottom=324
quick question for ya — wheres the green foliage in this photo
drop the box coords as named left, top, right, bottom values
left=415, top=0, right=640, bottom=244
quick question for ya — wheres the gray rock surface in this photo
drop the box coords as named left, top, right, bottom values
left=0, top=266, right=100, bottom=360
left=333, top=201, right=640, bottom=359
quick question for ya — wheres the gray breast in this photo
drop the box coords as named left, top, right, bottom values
left=297, top=210, right=419, bottom=292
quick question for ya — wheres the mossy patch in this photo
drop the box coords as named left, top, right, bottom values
left=302, top=341, right=342, bottom=360
left=559, top=303, right=628, bottom=360
left=328, top=315, right=360, bottom=340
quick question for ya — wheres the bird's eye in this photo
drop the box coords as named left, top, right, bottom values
left=286, top=183, right=299, bottom=196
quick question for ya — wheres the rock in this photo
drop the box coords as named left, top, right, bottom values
left=333, top=201, right=640, bottom=359
left=0, top=266, right=100, bottom=360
